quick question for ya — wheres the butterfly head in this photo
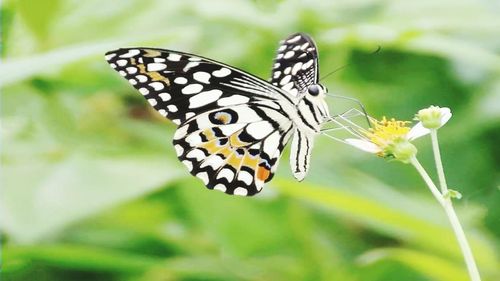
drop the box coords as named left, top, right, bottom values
left=304, top=83, right=330, bottom=121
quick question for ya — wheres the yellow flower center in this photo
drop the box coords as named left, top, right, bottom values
left=365, top=117, right=411, bottom=149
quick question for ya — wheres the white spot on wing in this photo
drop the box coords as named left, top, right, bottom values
left=139, top=88, right=149, bottom=95
left=185, top=133, right=202, bottom=146
left=174, top=125, right=188, bottom=140
left=197, top=172, right=210, bottom=185
left=126, top=67, right=137, bottom=74
left=147, top=98, right=157, bottom=106
left=233, top=187, right=248, bottom=196
left=167, top=53, right=182, bottom=61
left=158, top=109, right=167, bottom=117
left=284, top=51, right=295, bottom=59
left=182, top=83, right=203, bottom=95
left=193, top=71, right=211, bottom=84
left=292, top=62, right=303, bottom=75
left=201, top=155, right=224, bottom=169
left=237, top=170, right=253, bottom=185
left=137, top=75, right=148, bottom=83
left=187, top=149, right=205, bottom=161
left=217, top=168, right=235, bottom=182
left=174, top=77, right=187, bottom=84
left=214, top=184, right=227, bottom=192
left=287, top=35, right=301, bottom=43
left=212, top=68, right=231, bottom=78
left=302, top=59, right=314, bottom=70
left=120, top=49, right=140, bottom=58
left=189, top=89, right=223, bottom=108
left=167, top=105, right=178, bottom=112
left=159, top=92, right=171, bottom=101
left=117, top=59, right=127, bottom=66
left=273, top=71, right=281, bottom=79
left=174, top=144, right=184, bottom=156
left=149, top=82, right=164, bottom=91
left=147, top=63, right=167, bottom=71
left=182, top=160, right=193, bottom=171
left=105, top=53, right=117, bottom=60
left=280, top=75, right=291, bottom=86
left=183, top=62, right=199, bottom=71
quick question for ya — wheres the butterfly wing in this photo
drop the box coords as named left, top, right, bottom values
left=173, top=104, right=294, bottom=195
left=105, top=48, right=295, bottom=195
left=270, top=33, right=319, bottom=97
left=270, top=33, right=321, bottom=181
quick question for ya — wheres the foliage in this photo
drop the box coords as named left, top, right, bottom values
left=1, top=0, right=499, bottom=280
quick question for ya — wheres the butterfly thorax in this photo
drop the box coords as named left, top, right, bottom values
left=287, top=84, right=330, bottom=135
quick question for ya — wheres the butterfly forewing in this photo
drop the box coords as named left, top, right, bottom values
left=105, top=48, right=295, bottom=195
left=270, top=33, right=319, bottom=96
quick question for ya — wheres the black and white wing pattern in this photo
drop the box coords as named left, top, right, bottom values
left=105, top=48, right=295, bottom=196
left=270, top=33, right=319, bottom=97
left=270, top=33, right=321, bottom=181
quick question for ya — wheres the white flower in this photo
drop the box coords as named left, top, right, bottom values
left=344, top=107, right=452, bottom=163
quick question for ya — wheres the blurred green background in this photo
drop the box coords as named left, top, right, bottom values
left=1, top=0, right=499, bottom=280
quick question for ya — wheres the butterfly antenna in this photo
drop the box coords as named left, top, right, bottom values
left=320, top=45, right=382, bottom=82
left=326, top=94, right=372, bottom=128
left=319, top=64, right=350, bottom=81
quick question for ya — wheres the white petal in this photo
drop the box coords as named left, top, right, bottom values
left=407, top=122, right=430, bottom=140
left=345, top=139, right=381, bottom=153
left=439, top=107, right=452, bottom=126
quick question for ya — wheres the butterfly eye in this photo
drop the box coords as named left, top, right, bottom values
left=307, top=84, right=320, bottom=96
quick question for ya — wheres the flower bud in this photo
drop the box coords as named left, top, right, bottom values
left=415, top=106, right=447, bottom=129
left=387, top=138, right=417, bottom=163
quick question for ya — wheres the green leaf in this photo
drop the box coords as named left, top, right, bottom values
left=17, top=0, right=61, bottom=42
left=272, top=178, right=498, bottom=272
left=358, top=248, right=469, bottom=281
left=3, top=244, right=161, bottom=273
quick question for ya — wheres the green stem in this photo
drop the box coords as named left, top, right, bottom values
left=429, top=130, right=481, bottom=281
left=430, top=130, right=448, bottom=194
left=410, top=157, right=481, bottom=281
left=409, top=157, right=445, bottom=205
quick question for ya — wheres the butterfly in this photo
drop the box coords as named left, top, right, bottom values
left=105, top=33, right=330, bottom=196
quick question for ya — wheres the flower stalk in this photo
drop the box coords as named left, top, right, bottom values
left=429, top=129, right=481, bottom=281
left=430, top=129, right=448, bottom=194
left=328, top=106, right=481, bottom=281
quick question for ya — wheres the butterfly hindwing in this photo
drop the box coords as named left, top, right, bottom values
left=105, top=47, right=296, bottom=195
left=270, top=33, right=319, bottom=97
left=173, top=103, right=294, bottom=195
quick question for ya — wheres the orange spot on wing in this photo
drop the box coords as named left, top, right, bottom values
left=256, top=166, right=271, bottom=182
